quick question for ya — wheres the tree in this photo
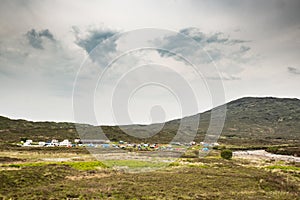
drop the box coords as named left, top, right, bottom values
left=221, top=149, right=233, bottom=160
left=20, top=137, right=28, bottom=142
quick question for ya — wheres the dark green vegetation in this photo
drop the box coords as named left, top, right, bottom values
left=220, top=149, right=233, bottom=160
left=1, top=155, right=299, bottom=199
left=1, top=97, right=300, bottom=147
left=215, top=97, right=300, bottom=145
left=0, top=116, right=78, bottom=143
left=266, top=146, right=300, bottom=156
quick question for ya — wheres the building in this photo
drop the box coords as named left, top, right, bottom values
left=59, top=139, right=72, bottom=147
left=38, top=142, right=45, bottom=146
left=23, top=140, right=32, bottom=146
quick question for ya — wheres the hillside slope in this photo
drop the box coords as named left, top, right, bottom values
left=208, top=97, right=300, bottom=144
left=0, top=97, right=299, bottom=145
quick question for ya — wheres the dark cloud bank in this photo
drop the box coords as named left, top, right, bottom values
left=288, top=67, right=300, bottom=75
left=25, top=29, right=55, bottom=49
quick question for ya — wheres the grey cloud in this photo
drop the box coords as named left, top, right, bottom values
left=157, top=27, right=250, bottom=63
left=207, top=75, right=241, bottom=81
left=74, top=27, right=118, bottom=53
left=179, top=28, right=206, bottom=43
left=288, top=67, right=300, bottom=75
left=157, top=28, right=237, bottom=60
left=26, top=29, right=42, bottom=49
left=179, top=27, right=247, bottom=45
left=25, top=29, right=55, bottom=49
left=205, top=32, right=228, bottom=44
left=227, top=39, right=250, bottom=45
left=240, top=45, right=251, bottom=53
left=73, top=27, right=119, bottom=66
left=155, top=27, right=254, bottom=81
left=39, top=29, right=55, bottom=41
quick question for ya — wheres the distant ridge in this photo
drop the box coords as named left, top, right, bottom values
left=0, top=97, right=299, bottom=145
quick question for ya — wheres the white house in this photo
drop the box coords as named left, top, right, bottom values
left=74, top=139, right=81, bottom=143
left=23, top=140, right=33, bottom=146
left=51, top=139, right=59, bottom=146
left=38, top=142, right=46, bottom=146
left=213, top=142, right=220, bottom=146
left=59, top=139, right=72, bottom=147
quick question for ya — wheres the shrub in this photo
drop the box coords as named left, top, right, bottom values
left=20, top=137, right=28, bottom=142
left=266, top=146, right=279, bottom=153
left=221, top=149, right=233, bottom=160
left=169, top=162, right=180, bottom=167
left=213, top=145, right=226, bottom=150
left=181, top=150, right=199, bottom=158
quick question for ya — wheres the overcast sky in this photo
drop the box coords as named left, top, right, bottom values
left=0, top=0, right=299, bottom=125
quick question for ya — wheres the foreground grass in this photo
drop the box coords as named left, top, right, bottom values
left=266, top=165, right=300, bottom=171
left=3, top=160, right=168, bottom=170
left=4, top=161, right=107, bottom=171
left=104, top=160, right=167, bottom=169
left=0, top=157, right=299, bottom=199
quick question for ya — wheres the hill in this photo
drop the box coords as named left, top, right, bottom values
left=208, top=97, right=300, bottom=145
left=0, top=97, right=299, bottom=145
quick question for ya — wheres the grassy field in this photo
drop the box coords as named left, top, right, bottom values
left=0, top=148, right=299, bottom=199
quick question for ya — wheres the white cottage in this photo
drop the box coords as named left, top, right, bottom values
left=59, top=139, right=71, bottom=147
